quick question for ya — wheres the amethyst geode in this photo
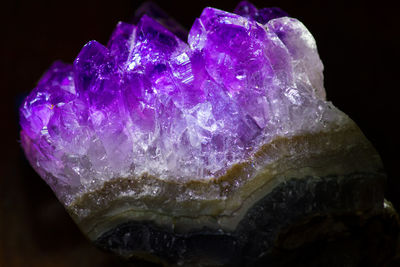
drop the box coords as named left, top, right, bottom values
left=20, top=2, right=391, bottom=266
left=20, top=2, right=328, bottom=203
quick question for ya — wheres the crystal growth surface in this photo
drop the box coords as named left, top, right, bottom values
left=19, top=1, right=342, bottom=203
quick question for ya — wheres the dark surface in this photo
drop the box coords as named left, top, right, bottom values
left=1, top=0, right=399, bottom=266
left=95, top=172, right=390, bottom=266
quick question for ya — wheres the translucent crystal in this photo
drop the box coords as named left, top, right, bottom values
left=19, top=2, right=344, bottom=204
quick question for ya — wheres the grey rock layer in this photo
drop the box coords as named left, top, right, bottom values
left=66, top=119, right=392, bottom=265
left=94, top=172, right=388, bottom=266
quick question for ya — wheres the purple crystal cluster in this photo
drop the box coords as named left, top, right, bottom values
left=20, top=1, right=338, bottom=202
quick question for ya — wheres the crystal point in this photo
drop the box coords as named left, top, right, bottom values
left=131, top=2, right=188, bottom=41
left=107, top=21, right=136, bottom=65
left=234, top=1, right=289, bottom=24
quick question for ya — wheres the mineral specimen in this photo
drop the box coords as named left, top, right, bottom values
left=20, top=1, right=393, bottom=266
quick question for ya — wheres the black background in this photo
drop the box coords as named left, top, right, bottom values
left=1, top=0, right=399, bottom=266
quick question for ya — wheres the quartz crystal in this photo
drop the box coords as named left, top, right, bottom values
left=20, top=1, right=334, bottom=204
left=19, top=1, right=390, bottom=266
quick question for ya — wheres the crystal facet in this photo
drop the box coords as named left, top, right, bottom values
left=233, top=1, right=289, bottom=24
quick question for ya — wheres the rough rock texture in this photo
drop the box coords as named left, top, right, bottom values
left=94, top=174, right=396, bottom=267
left=19, top=1, right=396, bottom=266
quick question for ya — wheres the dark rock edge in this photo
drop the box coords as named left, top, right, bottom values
left=94, top=171, right=399, bottom=266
